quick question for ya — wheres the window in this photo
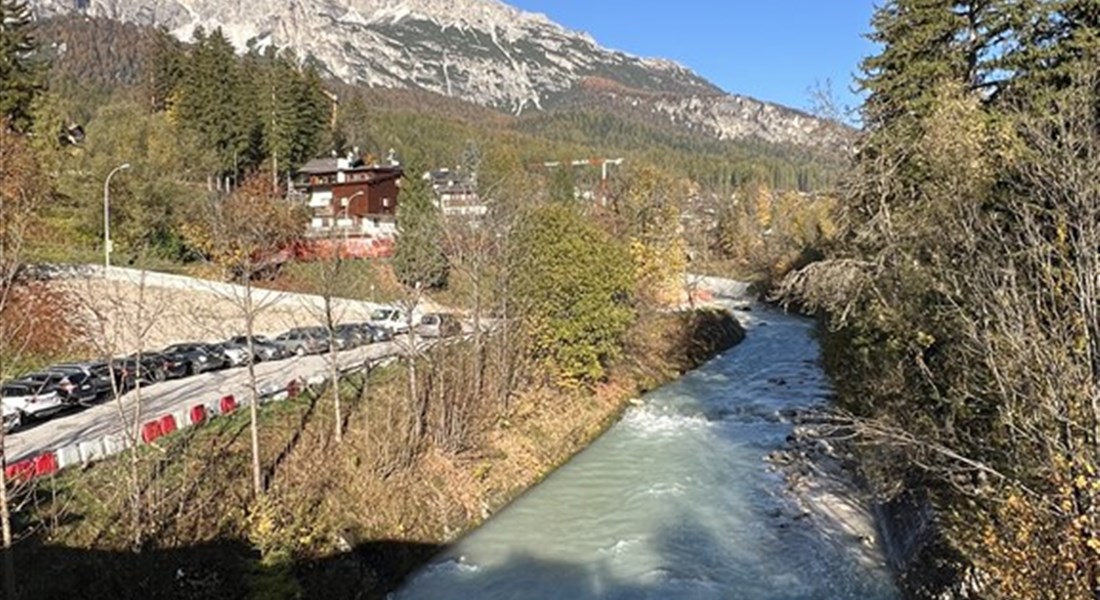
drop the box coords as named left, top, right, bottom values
left=382, top=198, right=391, bottom=208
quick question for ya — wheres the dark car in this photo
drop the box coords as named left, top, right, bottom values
left=35, top=369, right=106, bottom=405
left=50, top=361, right=127, bottom=398
left=205, top=342, right=250, bottom=367
left=333, top=324, right=368, bottom=349
left=12, top=372, right=88, bottom=405
left=124, top=353, right=178, bottom=383
left=227, top=335, right=286, bottom=362
left=348, top=322, right=392, bottom=343
left=141, top=352, right=190, bottom=380
left=162, top=343, right=228, bottom=375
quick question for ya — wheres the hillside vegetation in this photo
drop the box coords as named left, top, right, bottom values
left=780, top=2, right=1100, bottom=598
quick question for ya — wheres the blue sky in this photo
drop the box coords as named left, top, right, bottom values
left=509, top=1, right=880, bottom=116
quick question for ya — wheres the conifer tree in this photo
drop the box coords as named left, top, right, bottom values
left=146, top=27, right=184, bottom=113
left=859, top=1, right=1004, bottom=132
left=0, top=0, right=42, bottom=132
left=175, top=28, right=251, bottom=180
left=393, top=166, right=448, bottom=290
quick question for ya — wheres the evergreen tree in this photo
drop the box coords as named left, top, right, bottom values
left=393, top=167, right=448, bottom=290
left=175, top=28, right=251, bottom=179
left=1000, top=1, right=1100, bottom=105
left=0, top=0, right=42, bottom=131
left=146, top=27, right=184, bottom=113
left=859, top=1, right=1005, bottom=131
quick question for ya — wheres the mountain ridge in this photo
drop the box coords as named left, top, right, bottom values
left=32, top=0, right=842, bottom=148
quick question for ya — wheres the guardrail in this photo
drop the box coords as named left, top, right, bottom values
left=4, top=355, right=397, bottom=483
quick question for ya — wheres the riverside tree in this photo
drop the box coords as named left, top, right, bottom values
left=779, top=2, right=1100, bottom=597
left=512, top=202, right=634, bottom=384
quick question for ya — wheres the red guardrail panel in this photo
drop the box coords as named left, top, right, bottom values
left=190, top=404, right=207, bottom=425
left=141, top=420, right=163, bottom=444
left=4, top=458, right=36, bottom=481
left=34, top=452, right=59, bottom=477
left=219, top=395, right=238, bottom=414
left=159, top=414, right=177, bottom=436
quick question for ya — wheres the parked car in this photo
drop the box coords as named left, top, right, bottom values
left=46, top=363, right=118, bottom=403
left=124, top=353, right=174, bottom=383
left=227, top=335, right=286, bottom=362
left=369, top=307, right=410, bottom=334
left=357, top=322, right=393, bottom=343
left=416, top=313, right=463, bottom=338
left=50, top=361, right=126, bottom=397
left=207, top=342, right=250, bottom=367
left=2, top=404, right=20, bottom=433
left=333, top=324, right=369, bottom=349
left=271, top=329, right=329, bottom=357
left=25, top=370, right=100, bottom=406
left=1, top=379, right=67, bottom=422
left=142, top=352, right=190, bottom=380
left=110, top=358, right=160, bottom=389
left=162, top=343, right=228, bottom=374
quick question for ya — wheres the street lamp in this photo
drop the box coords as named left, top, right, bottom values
left=103, top=162, right=131, bottom=269
left=341, top=190, right=366, bottom=243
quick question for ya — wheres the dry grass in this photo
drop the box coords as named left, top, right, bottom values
left=14, top=309, right=743, bottom=599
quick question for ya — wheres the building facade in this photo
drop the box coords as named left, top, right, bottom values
left=297, top=157, right=403, bottom=239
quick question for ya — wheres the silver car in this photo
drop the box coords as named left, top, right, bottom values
left=416, top=313, right=463, bottom=338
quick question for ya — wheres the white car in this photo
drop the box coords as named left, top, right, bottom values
left=2, top=404, right=20, bottom=433
left=370, top=307, right=411, bottom=334
left=1, top=381, right=67, bottom=423
left=216, top=344, right=252, bottom=367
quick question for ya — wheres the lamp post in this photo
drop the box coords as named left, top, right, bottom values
left=342, top=190, right=366, bottom=245
left=103, top=162, right=131, bottom=269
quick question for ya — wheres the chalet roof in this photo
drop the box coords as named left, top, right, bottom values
left=299, top=158, right=342, bottom=174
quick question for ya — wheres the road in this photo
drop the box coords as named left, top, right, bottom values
left=7, top=339, right=409, bottom=463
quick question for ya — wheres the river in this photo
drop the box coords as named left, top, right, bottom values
left=393, top=301, right=899, bottom=599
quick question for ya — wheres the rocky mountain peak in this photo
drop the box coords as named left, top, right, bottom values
left=33, top=0, right=841, bottom=147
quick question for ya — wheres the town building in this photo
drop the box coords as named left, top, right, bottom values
left=424, top=168, right=486, bottom=217
left=296, top=156, right=403, bottom=239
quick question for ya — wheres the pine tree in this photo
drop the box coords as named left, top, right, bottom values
left=146, top=27, right=184, bottom=113
left=1000, top=1, right=1100, bottom=105
left=859, top=1, right=1005, bottom=131
left=175, top=28, right=252, bottom=180
left=393, top=167, right=448, bottom=290
left=0, top=0, right=42, bottom=131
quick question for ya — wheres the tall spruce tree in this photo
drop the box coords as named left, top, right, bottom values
left=393, top=166, right=448, bottom=290
left=859, top=0, right=1005, bottom=131
left=146, top=27, right=184, bottom=113
left=175, top=28, right=251, bottom=180
left=0, top=0, right=41, bottom=132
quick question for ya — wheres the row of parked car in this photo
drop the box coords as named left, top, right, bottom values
left=1, top=308, right=464, bottom=434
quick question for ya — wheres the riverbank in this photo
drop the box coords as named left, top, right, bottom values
left=9, top=307, right=743, bottom=600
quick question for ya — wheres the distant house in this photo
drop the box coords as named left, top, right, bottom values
left=296, top=156, right=403, bottom=239
left=424, top=168, right=486, bottom=218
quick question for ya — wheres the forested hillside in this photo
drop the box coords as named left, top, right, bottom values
left=24, top=14, right=842, bottom=270
left=782, top=1, right=1100, bottom=598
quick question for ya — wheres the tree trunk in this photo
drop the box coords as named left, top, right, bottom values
left=244, top=279, right=263, bottom=496
left=327, top=295, right=342, bottom=444
left=0, top=420, right=16, bottom=600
